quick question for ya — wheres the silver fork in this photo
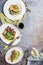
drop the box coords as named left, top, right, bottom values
left=24, top=1, right=31, bottom=13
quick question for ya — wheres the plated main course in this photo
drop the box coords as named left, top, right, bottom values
left=2, top=26, right=16, bottom=40
left=8, top=50, right=20, bottom=62
left=3, top=0, right=26, bottom=20
left=5, top=47, right=24, bottom=64
left=0, top=23, right=21, bottom=45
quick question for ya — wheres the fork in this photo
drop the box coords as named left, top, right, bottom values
left=24, top=1, right=31, bottom=12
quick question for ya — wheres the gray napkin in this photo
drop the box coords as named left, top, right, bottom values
left=26, top=52, right=43, bottom=65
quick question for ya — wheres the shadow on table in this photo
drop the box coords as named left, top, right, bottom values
left=0, top=54, right=11, bottom=65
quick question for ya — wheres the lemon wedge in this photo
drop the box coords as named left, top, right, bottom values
left=4, top=46, right=8, bottom=50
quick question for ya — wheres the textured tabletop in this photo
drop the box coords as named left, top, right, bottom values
left=0, top=0, right=43, bottom=65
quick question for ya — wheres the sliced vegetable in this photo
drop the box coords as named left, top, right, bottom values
left=2, top=26, right=16, bottom=40
left=11, top=50, right=20, bottom=62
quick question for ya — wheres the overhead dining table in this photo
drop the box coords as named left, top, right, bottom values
left=0, top=0, right=43, bottom=65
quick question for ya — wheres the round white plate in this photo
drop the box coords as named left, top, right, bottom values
left=3, top=0, right=26, bottom=20
left=5, top=47, right=24, bottom=64
left=0, top=23, right=21, bottom=45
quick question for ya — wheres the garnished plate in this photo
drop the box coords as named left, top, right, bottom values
left=0, top=23, right=21, bottom=45
left=3, top=0, right=26, bottom=20
left=5, top=47, right=24, bottom=64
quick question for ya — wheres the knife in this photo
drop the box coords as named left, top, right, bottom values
left=8, top=35, right=22, bottom=46
left=0, top=35, right=22, bottom=54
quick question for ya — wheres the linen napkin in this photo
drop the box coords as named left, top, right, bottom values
left=0, top=13, right=23, bottom=26
left=26, top=51, right=43, bottom=65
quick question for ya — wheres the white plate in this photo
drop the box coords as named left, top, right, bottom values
left=3, top=0, right=26, bottom=20
left=5, top=47, right=24, bottom=64
left=0, top=23, right=21, bottom=45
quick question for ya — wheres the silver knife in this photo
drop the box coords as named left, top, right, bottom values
left=8, top=35, right=21, bottom=46
left=0, top=35, right=22, bottom=54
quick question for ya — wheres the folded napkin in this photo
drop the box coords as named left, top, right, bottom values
left=26, top=52, right=43, bottom=65
left=0, top=13, right=23, bottom=26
